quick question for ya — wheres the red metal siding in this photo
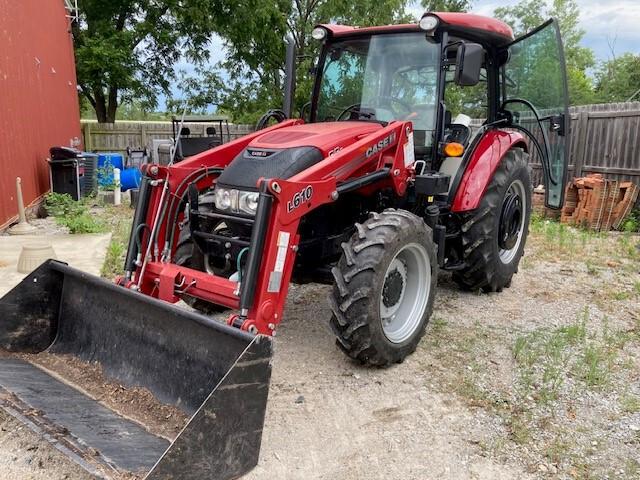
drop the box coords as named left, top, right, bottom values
left=0, top=0, right=81, bottom=228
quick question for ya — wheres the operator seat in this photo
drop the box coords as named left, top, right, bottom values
left=439, top=114, right=472, bottom=192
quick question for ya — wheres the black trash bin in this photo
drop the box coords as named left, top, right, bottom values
left=49, top=147, right=98, bottom=200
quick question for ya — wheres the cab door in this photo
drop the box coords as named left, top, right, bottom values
left=500, top=19, right=570, bottom=208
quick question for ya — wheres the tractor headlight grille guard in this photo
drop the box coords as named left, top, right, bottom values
left=214, top=187, right=259, bottom=216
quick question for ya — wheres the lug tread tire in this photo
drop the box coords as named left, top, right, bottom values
left=174, top=224, right=226, bottom=315
left=329, top=209, right=437, bottom=367
left=453, top=148, right=532, bottom=293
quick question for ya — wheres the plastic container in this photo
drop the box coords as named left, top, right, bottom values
left=120, top=167, right=141, bottom=192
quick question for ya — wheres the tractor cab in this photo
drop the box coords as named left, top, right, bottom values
left=308, top=12, right=570, bottom=208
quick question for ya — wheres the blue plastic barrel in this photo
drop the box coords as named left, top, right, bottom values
left=97, top=153, right=124, bottom=187
left=120, top=167, right=142, bottom=192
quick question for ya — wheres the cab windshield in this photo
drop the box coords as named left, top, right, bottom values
left=315, top=32, right=441, bottom=148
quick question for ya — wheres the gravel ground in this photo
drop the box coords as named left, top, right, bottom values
left=0, top=223, right=638, bottom=479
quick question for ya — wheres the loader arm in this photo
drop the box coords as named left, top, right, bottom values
left=132, top=120, right=415, bottom=335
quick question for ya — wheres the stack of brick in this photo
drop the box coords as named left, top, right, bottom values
left=532, top=185, right=562, bottom=219
left=560, top=174, right=639, bottom=231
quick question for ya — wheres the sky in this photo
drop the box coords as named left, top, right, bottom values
left=164, top=0, right=640, bottom=109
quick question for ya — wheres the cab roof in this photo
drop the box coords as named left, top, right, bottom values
left=320, top=12, right=514, bottom=47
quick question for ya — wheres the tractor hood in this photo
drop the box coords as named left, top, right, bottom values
left=216, top=122, right=382, bottom=191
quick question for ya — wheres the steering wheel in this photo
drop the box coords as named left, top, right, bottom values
left=336, top=103, right=366, bottom=121
left=373, top=96, right=413, bottom=116
left=336, top=96, right=413, bottom=121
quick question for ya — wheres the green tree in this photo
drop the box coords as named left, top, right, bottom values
left=421, top=0, right=472, bottom=12
left=173, top=0, right=411, bottom=123
left=73, top=0, right=220, bottom=123
left=494, top=0, right=596, bottom=105
left=594, top=54, right=640, bottom=103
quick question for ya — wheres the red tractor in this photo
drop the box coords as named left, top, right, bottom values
left=0, top=12, right=570, bottom=479
left=125, top=12, right=570, bottom=366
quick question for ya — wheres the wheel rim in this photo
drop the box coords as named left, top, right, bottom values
left=498, top=179, right=527, bottom=264
left=380, top=243, right=431, bottom=344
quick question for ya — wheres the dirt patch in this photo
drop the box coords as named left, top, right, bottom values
left=0, top=224, right=638, bottom=479
left=24, top=353, right=188, bottom=440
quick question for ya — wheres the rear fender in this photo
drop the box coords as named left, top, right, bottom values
left=450, top=130, right=527, bottom=212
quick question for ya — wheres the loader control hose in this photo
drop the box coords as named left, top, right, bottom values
left=163, top=167, right=223, bottom=260
left=236, top=247, right=249, bottom=283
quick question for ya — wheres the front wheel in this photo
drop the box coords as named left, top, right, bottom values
left=453, top=147, right=532, bottom=292
left=329, top=209, right=438, bottom=366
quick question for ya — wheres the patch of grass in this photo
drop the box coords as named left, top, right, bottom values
left=100, top=205, right=132, bottom=279
left=545, top=436, right=571, bottom=465
left=611, top=290, right=631, bottom=301
left=514, top=312, right=587, bottom=403
left=585, top=260, right=599, bottom=276
left=621, top=208, right=640, bottom=233
left=513, top=308, right=626, bottom=402
left=528, top=217, right=640, bottom=268
left=620, top=394, right=640, bottom=414
left=505, top=410, right=532, bottom=445
left=45, top=192, right=105, bottom=234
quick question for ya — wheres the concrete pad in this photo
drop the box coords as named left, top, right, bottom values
left=0, top=233, right=111, bottom=296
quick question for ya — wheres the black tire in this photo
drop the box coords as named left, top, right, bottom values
left=329, top=209, right=438, bottom=366
left=174, top=225, right=227, bottom=315
left=453, top=147, right=532, bottom=292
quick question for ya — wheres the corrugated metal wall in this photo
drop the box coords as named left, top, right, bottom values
left=0, top=0, right=81, bottom=228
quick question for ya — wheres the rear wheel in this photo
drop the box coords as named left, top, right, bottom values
left=453, top=147, right=532, bottom=292
left=329, top=209, right=437, bottom=366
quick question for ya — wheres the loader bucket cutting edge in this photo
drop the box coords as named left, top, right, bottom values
left=0, top=260, right=272, bottom=479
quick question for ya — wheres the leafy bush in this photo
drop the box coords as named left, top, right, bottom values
left=57, top=213, right=105, bottom=234
left=97, top=159, right=120, bottom=191
left=44, top=192, right=104, bottom=234
left=44, top=192, right=84, bottom=217
left=621, top=209, right=640, bottom=233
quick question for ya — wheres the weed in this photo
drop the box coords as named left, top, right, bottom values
left=621, top=208, right=640, bottom=233
left=545, top=436, right=571, bottom=465
left=44, top=192, right=85, bottom=217
left=585, top=260, right=599, bottom=276
left=513, top=308, right=624, bottom=402
left=57, top=213, right=105, bottom=234
left=620, top=394, right=640, bottom=414
left=612, top=290, right=631, bottom=301
left=634, top=282, right=640, bottom=296
left=45, top=192, right=104, bottom=234
left=576, top=344, right=612, bottom=387
left=100, top=205, right=132, bottom=279
left=505, top=410, right=532, bottom=445
left=428, top=317, right=448, bottom=347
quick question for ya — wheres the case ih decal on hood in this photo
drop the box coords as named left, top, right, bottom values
left=365, top=132, right=397, bottom=157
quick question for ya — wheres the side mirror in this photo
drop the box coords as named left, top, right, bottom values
left=454, top=43, right=483, bottom=87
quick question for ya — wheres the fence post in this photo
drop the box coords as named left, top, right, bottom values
left=140, top=123, right=147, bottom=149
left=572, top=111, right=589, bottom=178
left=83, top=122, right=93, bottom=151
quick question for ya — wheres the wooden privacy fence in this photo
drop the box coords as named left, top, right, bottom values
left=523, top=102, right=640, bottom=191
left=82, top=102, right=640, bottom=206
left=81, top=120, right=255, bottom=154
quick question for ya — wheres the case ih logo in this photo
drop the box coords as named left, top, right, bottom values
left=365, top=132, right=396, bottom=157
left=287, top=185, right=313, bottom=212
left=248, top=149, right=272, bottom=157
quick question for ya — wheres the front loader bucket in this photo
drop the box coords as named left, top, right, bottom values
left=0, top=260, right=272, bottom=479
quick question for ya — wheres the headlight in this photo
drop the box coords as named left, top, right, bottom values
left=419, top=14, right=439, bottom=34
left=311, top=26, right=327, bottom=41
left=215, top=188, right=232, bottom=211
left=239, top=192, right=259, bottom=215
left=214, top=188, right=259, bottom=215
